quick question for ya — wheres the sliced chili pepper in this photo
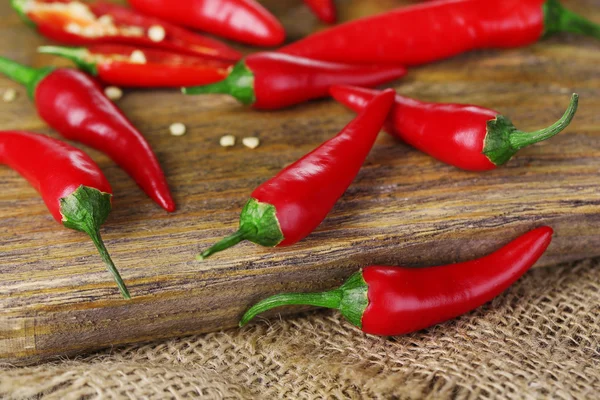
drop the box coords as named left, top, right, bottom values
left=280, top=0, right=600, bottom=65
left=11, top=0, right=242, bottom=61
left=38, top=44, right=233, bottom=88
left=198, top=89, right=395, bottom=260
left=304, top=0, right=336, bottom=24
left=240, top=227, right=553, bottom=335
left=0, top=131, right=131, bottom=299
left=330, top=86, right=579, bottom=171
left=182, top=52, right=406, bottom=110
left=0, top=56, right=175, bottom=212
left=127, top=0, right=285, bottom=47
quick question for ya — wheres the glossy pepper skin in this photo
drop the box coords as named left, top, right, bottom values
left=330, top=86, right=579, bottom=171
left=127, top=0, right=285, bottom=47
left=182, top=52, right=406, bottom=110
left=38, top=44, right=233, bottom=88
left=0, top=131, right=131, bottom=299
left=0, top=56, right=175, bottom=212
left=198, top=89, right=396, bottom=260
left=240, top=227, right=554, bottom=335
left=11, top=0, right=242, bottom=61
left=280, top=0, right=600, bottom=65
left=304, top=0, right=336, bottom=24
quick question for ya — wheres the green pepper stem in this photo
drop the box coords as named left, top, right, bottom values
left=38, top=46, right=97, bottom=75
left=0, top=56, right=54, bottom=99
left=182, top=61, right=256, bottom=105
left=544, top=0, right=600, bottom=39
left=509, top=93, right=579, bottom=150
left=87, top=229, right=131, bottom=300
left=197, top=229, right=248, bottom=260
left=239, top=290, right=342, bottom=327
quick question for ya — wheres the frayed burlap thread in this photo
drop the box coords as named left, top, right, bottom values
left=1, top=259, right=599, bottom=399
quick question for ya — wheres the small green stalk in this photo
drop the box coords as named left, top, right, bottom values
left=483, top=93, right=578, bottom=166
left=239, top=271, right=369, bottom=328
left=544, top=0, right=600, bottom=39
left=0, top=56, right=54, bottom=99
left=11, top=0, right=36, bottom=29
left=197, top=198, right=284, bottom=260
left=61, top=186, right=131, bottom=300
left=38, top=46, right=98, bottom=76
left=182, top=61, right=256, bottom=105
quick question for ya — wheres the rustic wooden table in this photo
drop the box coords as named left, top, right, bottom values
left=1, top=0, right=599, bottom=365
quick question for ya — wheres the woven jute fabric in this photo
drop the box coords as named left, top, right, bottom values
left=1, top=259, right=599, bottom=399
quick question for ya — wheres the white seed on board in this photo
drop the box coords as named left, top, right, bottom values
left=220, top=135, right=236, bottom=147
left=148, top=25, right=166, bottom=42
left=170, top=123, right=187, bottom=136
left=104, top=86, right=123, bottom=101
left=242, top=137, right=260, bottom=149
left=3, top=88, right=17, bottom=103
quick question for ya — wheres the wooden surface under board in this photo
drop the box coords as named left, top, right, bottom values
left=1, top=0, right=599, bottom=365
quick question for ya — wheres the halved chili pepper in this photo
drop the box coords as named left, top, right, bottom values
left=280, top=0, right=600, bottom=65
left=0, top=56, right=175, bottom=212
left=0, top=131, right=131, bottom=299
left=38, top=44, right=233, bottom=88
left=198, top=89, right=395, bottom=260
left=182, top=52, right=406, bottom=110
left=330, top=86, right=579, bottom=171
left=11, top=0, right=242, bottom=61
left=240, top=227, right=553, bottom=335
left=126, top=0, right=285, bottom=47
left=304, top=0, right=336, bottom=24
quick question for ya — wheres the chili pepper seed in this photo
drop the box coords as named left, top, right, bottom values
left=130, top=50, right=147, bottom=64
left=170, top=123, right=187, bottom=136
left=242, top=137, right=260, bottom=149
left=104, top=86, right=123, bottom=101
left=220, top=135, right=236, bottom=147
left=3, top=88, right=17, bottom=103
left=148, top=25, right=166, bottom=42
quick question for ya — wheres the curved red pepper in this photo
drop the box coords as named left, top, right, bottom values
left=304, top=0, right=336, bottom=24
left=0, top=131, right=130, bottom=299
left=330, top=86, right=579, bottom=171
left=0, top=56, right=175, bottom=212
left=11, top=0, right=242, bottom=61
left=127, top=0, right=285, bottom=47
left=198, top=89, right=396, bottom=260
left=38, top=44, right=233, bottom=88
left=240, top=227, right=554, bottom=335
left=280, top=0, right=600, bottom=65
left=183, top=52, right=406, bottom=110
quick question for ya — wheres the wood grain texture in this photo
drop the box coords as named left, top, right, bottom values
left=1, top=0, right=599, bottom=365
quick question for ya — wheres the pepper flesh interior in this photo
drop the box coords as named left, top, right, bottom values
left=25, top=0, right=145, bottom=38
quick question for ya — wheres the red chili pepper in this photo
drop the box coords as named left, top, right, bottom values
left=11, top=0, right=242, bottom=61
left=0, top=56, right=175, bottom=212
left=330, top=86, right=579, bottom=171
left=198, top=89, right=395, bottom=260
left=182, top=52, right=406, bottom=110
left=0, top=131, right=131, bottom=299
left=240, top=227, right=554, bottom=335
left=280, top=0, right=600, bottom=65
left=37, top=44, right=233, bottom=88
left=304, top=0, right=336, bottom=24
left=127, top=0, right=285, bottom=47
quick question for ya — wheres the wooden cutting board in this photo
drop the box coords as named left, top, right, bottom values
left=1, top=0, right=599, bottom=366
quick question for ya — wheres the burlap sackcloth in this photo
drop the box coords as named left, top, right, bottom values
left=1, top=258, right=598, bottom=399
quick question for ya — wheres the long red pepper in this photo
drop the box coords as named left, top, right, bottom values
left=0, top=131, right=131, bottom=299
left=127, top=0, right=285, bottom=47
left=330, top=86, right=579, bottom=171
left=182, top=52, right=406, bottom=110
left=198, top=89, right=395, bottom=260
left=240, top=227, right=553, bottom=335
left=38, top=44, right=233, bottom=88
left=0, top=56, right=175, bottom=212
left=304, top=0, right=336, bottom=24
left=11, top=0, right=242, bottom=61
left=280, top=0, right=600, bottom=65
